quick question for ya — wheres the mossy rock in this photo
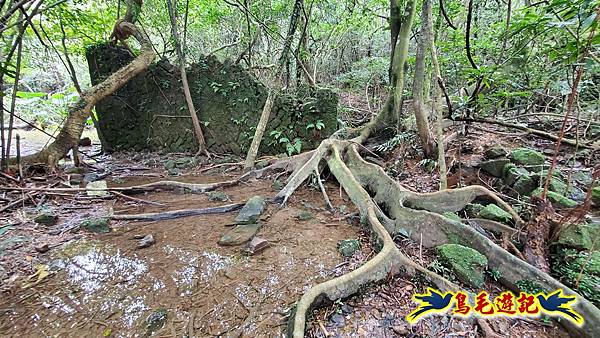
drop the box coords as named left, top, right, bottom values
left=466, top=203, right=484, bottom=218
left=437, top=244, right=488, bottom=288
left=81, top=217, right=111, bottom=233
left=478, top=204, right=513, bottom=224
left=555, top=223, right=599, bottom=251
left=531, top=188, right=578, bottom=208
left=338, top=239, right=361, bottom=257
left=548, top=177, right=569, bottom=196
left=509, top=148, right=545, bottom=165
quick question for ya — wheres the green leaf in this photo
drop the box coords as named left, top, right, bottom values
left=16, top=91, right=46, bottom=99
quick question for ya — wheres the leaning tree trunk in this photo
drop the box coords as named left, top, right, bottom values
left=412, top=0, right=435, bottom=158
left=243, top=0, right=303, bottom=171
left=18, top=23, right=154, bottom=166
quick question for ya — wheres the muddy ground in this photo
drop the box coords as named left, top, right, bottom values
left=0, top=122, right=594, bottom=338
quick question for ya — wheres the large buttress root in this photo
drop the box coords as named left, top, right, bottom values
left=276, top=140, right=600, bottom=337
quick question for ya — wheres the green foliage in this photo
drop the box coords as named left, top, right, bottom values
left=552, top=248, right=600, bottom=306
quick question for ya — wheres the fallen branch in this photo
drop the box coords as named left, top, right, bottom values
left=112, top=202, right=244, bottom=221
left=456, top=117, right=599, bottom=150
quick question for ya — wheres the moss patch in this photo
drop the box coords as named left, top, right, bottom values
left=437, top=244, right=488, bottom=288
left=478, top=204, right=513, bottom=224
left=509, top=147, right=545, bottom=165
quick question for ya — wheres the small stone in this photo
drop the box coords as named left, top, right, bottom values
left=338, top=239, right=361, bottom=257
left=64, top=166, right=85, bottom=174
left=34, top=212, right=58, bottom=226
left=330, top=313, right=345, bottom=327
left=219, top=222, right=262, bottom=246
left=272, top=179, right=283, bottom=191
left=137, top=234, right=155, bottom=249
left=392, top=324, right=409, bottom=335
left=81, top=217, right=111, bottom=233
left=297, top=210, right=313, bottom=221
left=70, top=174, right=83, bottom=185
left=207, top=191, right=229, bottom=202
left=145, top=309, right=168, bottom=336
left=484, top=146, right=507, bottom=159
left=167, top=168, right=180, bottom=176
left=242, top=237, right=269, bottom=255
left=478, top=204, right=513, bottom=224
left=83, top=173, right=100, bottom=183
left=234, top=196, right=266, bottom=224
left=509, top=148, right=545, bottom=165
left=480, top=159, right=510, bottom=177
left=86, top=180, right=109, bottom=197
left=437, top=244, right=488, bottom=288
left=35, top=243, right=50, bottom=253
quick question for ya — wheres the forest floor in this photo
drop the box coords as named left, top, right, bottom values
left=0, top=113, right=597, bottom=337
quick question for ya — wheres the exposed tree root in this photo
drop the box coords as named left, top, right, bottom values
left=272, top=139, right=599, bottom=337
left=111, top=202, right=244, bottom=221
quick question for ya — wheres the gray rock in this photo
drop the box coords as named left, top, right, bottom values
left=504, top=165, right=530, bottom=186
left=83, top=173, right=100, bottom=183
left=219, top=223, right=262, bottom=246
left=86, top=180, right=109, bottom=197
left=330, top=313, right=345, bottom=327
left=145, top=309, right=168, bottom=336
left=207, top=191, right=229, bottom=202
left=512, top=175, right=535, bottom=196
left=297, top=210, right=313, bottom=221
left=234, top=196, right=266, bottom=224
left=338, top=239, right=361, bottom=257
left=242, top=237, right=270, bottom=255
left=484, top=146, right=507, bottom=159
left=479, top=159, right=510, bottom=177
left=137, top=234, right=155, bottom=249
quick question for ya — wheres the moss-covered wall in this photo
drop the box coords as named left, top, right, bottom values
left=86, top=43, right=338, bottom=155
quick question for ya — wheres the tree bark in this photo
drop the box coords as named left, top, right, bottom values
left=412, top=0, right=435, bottom=158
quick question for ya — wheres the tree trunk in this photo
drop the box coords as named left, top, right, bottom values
left=243, top=0, right=303, bottom=171
left=167, top=0, right=208, bottom=156
left=412, top=0, right=435, bottom=158
left=19, top=22, right=155, bottom=166
left=391, top=0, right=417, bottom=128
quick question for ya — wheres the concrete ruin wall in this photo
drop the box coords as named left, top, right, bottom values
left=86, top=43, right=338, bottom=155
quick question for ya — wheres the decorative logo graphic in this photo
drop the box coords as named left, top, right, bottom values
left=407, top=288, right=583, bottom=326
